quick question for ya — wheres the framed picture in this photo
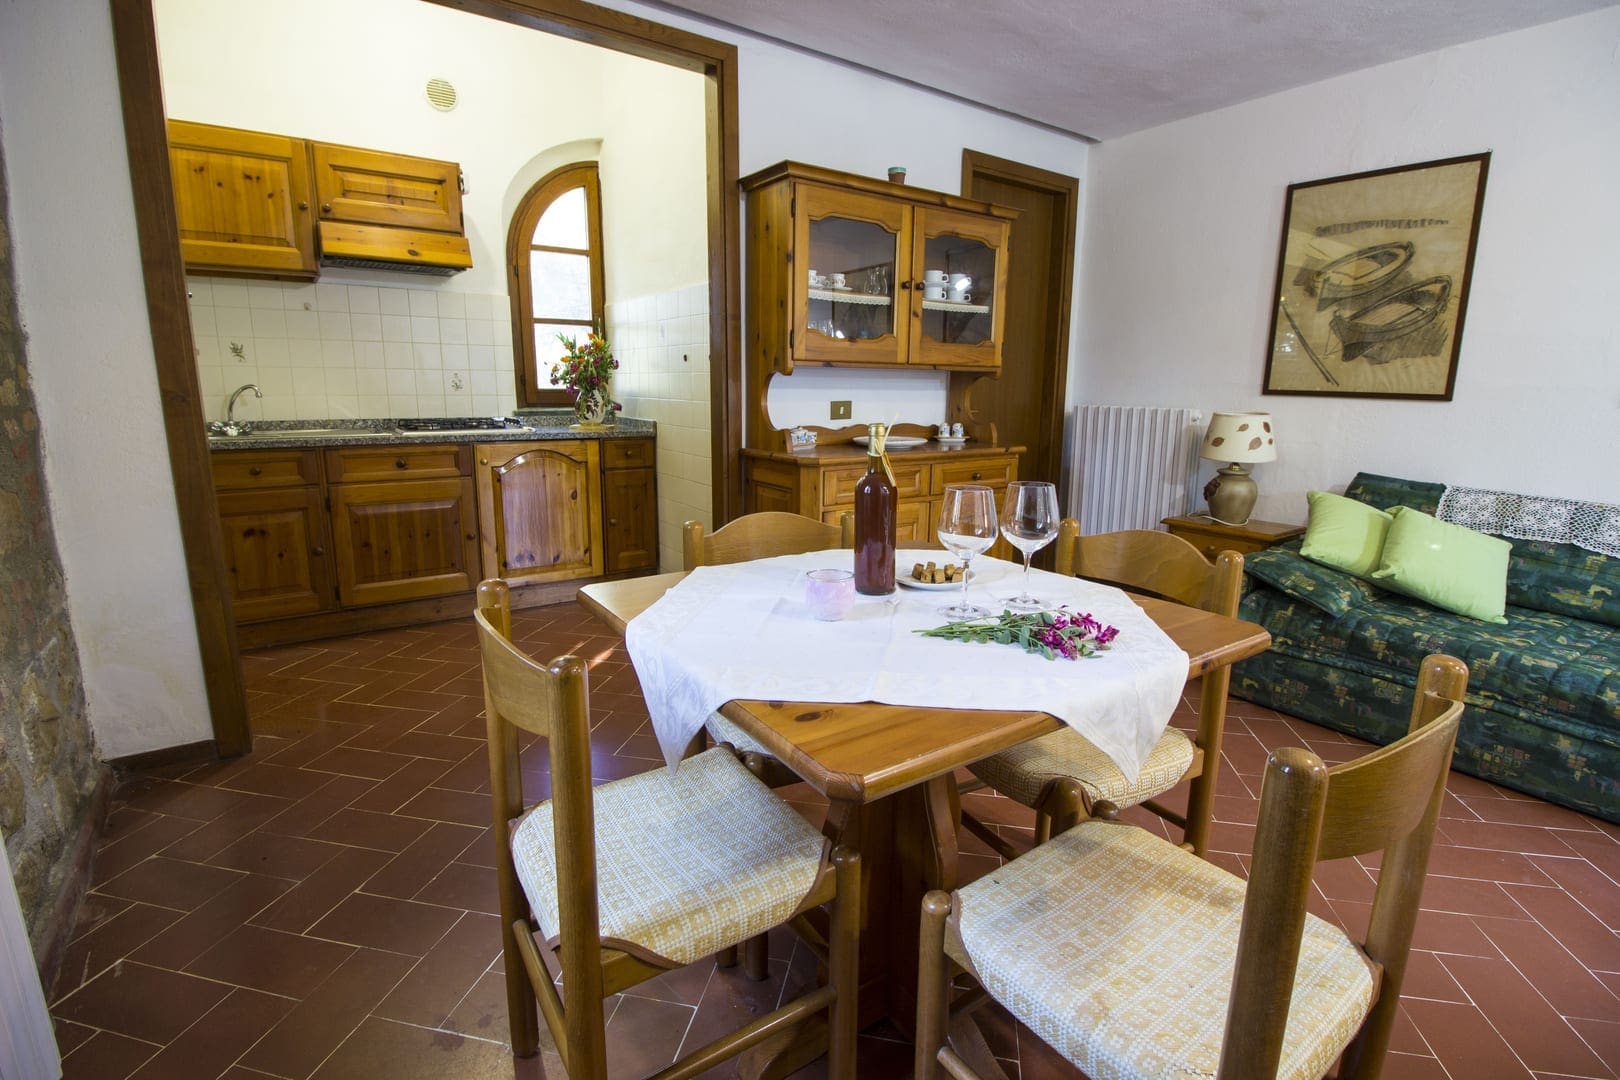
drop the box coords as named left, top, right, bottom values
left=1261, top=153, right=1490, bottom=400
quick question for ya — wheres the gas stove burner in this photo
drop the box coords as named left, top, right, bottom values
left=395, top=416, right=528, bottom=433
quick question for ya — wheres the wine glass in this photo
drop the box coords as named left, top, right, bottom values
left=999, top=482, right=1060, bottom=610
left=936, top=485, right=998, bottom=619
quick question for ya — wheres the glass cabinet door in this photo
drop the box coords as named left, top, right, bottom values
left=909, top=206, right=1007, bottom=369
left=793, top=185, right=910, bottom=366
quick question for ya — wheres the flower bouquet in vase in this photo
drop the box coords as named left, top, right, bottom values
left=552, top=331, right=621, bottom=430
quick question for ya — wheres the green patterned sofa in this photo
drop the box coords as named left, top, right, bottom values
left=1232, top=472, right=1619, bottom=823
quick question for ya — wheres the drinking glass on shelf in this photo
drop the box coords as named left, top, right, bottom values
left=936, top=485, right=999, bottom=619
left=999, top=481, right=1060, bottom=610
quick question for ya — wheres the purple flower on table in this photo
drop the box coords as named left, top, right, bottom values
left=917, top=607, right=1119, bottom=660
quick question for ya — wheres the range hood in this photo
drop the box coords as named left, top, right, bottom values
left=313, top=143, right=473, bottom=275
left=318, top=222, right=472, bottom=276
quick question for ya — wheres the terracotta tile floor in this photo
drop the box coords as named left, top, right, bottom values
left=50, top=601, right=1620, bottom=1079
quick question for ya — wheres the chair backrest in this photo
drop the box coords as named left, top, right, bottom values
left=1220, top=653, right=1469, bottom=1078
left=684, top=511, right=854, bottom=570
left=474, top=579, right=608, bottom=1073
left=1052, top=519, right=1243, bottom=616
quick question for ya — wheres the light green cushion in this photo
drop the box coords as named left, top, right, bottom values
left=1300, top=491, right=1392, bottom=578
left=1370, top=507, right=1511, bottom=623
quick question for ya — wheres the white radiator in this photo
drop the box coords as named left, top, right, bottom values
left=1067, top=405, right=1204, bottom=534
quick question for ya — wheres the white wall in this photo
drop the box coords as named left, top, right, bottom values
left=0, top=0, right=213, bottom=758
left=1077, top=7, right=1620, bottom=521
left=576, top=0, right=1092, bottom=438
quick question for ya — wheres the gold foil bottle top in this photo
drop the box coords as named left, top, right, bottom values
left=867, top=422, right=895, bottom=484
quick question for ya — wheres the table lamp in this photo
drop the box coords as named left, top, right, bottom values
left=1200, top=412, right=1276, bottom=526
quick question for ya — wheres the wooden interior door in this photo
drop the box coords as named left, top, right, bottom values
left=955, top=152, right=1078, bottom=489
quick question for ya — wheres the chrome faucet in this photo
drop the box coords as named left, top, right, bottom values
left=209, top=383, right=263, bottom=437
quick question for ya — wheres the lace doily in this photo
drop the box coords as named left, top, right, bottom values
left=1437, top=485, right=1620, bottom=558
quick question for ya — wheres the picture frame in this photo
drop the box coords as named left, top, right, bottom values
left=1261, top=152, right=1490, bottom=401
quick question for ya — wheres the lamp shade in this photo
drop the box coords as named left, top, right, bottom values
left=1200, top=412, right=1277, bottom=464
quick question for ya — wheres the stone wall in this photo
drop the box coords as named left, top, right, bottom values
left=0, top=137, right=102, bottom=955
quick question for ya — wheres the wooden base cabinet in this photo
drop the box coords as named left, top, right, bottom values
left=744, top=444, right=1021, bottom=555
left=211, top=449, right=332, bottom=622
left=602, top=438, right=658, bottom=573
left=475, top=441, right=604, bottom=585
left=328, top=477, right=480, bottom=607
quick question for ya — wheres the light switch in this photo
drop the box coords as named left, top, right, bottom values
left=830, top=400, right=852, bottom=420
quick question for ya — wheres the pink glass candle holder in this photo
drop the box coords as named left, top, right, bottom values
left=805, top=569, right=855, bottom=621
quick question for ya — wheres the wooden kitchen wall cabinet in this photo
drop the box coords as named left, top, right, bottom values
left=167, top=120, right=471, bottom=277
left=326, top=446, right=480, bottom=607
left=210, top=450, right=333, bottom=621
left=167, top=120, right=317, bottom=278
left=311, top=143, right=463, bottom=233
left=475, top=440, right=604, bottom=585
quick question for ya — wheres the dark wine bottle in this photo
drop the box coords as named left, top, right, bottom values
left=854, top=422, right=897, bottom=595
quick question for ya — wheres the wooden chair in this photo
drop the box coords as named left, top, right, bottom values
left=963, top=518, right=1244, bottom=857
left=476, top=580, right=860, bottom=1079
left=918, top=654, right=1470, bottom=1080
left=684, top=511, right=854, bottom=783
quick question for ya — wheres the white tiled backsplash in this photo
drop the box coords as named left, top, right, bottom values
left=608, top=282, right=711, bottom=571
left=188, top=277, right=518, bottom=421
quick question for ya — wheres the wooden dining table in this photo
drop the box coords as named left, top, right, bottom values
left=578, top=569, right=1271, bottom=1072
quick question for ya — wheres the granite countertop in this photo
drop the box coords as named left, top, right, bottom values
left=208, top=412, right=655, bottom=450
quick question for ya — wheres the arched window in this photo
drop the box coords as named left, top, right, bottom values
left=507, top=163, right=604, bottom=407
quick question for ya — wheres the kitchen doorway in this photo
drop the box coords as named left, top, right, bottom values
left=109, top=0, right=740, bottom=757
left=959, top=151, right=1077, bottom=490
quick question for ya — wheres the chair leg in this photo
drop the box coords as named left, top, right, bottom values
left=1042, top=778, right=1090, bottom=839
left=1033, top=812, right=1051, bottom=846
left=743, top=933, right=769, bottom=981
left=914, top=889, right=955, bottom=1080
left=501, top=921, right=540, bottom=1057
left=827, top=846, right=862, bottom=1080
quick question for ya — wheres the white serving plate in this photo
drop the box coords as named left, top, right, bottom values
left=853, top=435, right=928, bottom=449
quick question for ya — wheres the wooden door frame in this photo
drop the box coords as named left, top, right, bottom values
left=108, top=0, right=742, bottom=758
left=960, top=150, right=1077, bottom=488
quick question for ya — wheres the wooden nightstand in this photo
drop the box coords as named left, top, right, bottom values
left=1161, top=514, right=1305, bottom=560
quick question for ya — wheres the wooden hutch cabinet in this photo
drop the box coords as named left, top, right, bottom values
left=741, top=161, right=1015, bottom=381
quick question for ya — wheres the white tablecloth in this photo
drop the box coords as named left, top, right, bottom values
left=624, top=549, right=1191, bottom=781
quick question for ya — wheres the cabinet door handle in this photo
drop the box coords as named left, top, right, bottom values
left=321, top=202, right=332, bottom=214
left=609, top=517, right=618, bottom=526
left=297, top=200, right=308, bottom=211
left=311, top=546, right=324, bottom=557
left=395, top=458, right=409, bottom=469
left=971, top=471, right=983, bottom=481
left=479, top=458, right=489, bottom=466
left=248, top=466, right=262, bottom=476
left=899, top=280, right=912, bottom=290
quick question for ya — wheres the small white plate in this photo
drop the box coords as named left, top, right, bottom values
left=853, top=435, right=928, bottom=449
left=897, top=569, right=975, bottom=591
